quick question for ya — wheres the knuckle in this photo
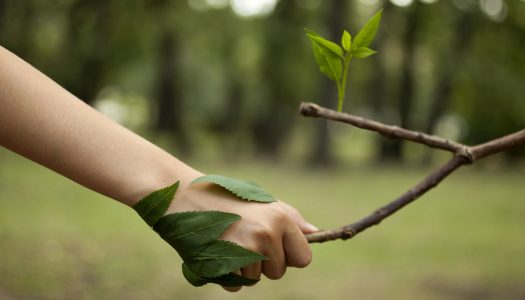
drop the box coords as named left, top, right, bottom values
left=269, top=204, right=290, bottom=223
left=252, top=224, right=274, bottom=243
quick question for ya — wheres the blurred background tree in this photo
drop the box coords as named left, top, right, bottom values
left=1, top=0, right=524, bottom=165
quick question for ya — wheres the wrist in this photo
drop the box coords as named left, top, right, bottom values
left=118, top=152, right=202, bottom=208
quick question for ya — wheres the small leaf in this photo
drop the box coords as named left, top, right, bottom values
left=352, top=47, right=377, bottom=58
left=304, top=27, right=320, bottom=37
left=341, top=30, right=352, bottom=52
left=133, top=181, right=179, bottom=227
left=154, top=211, right=240, bottom=254
left=306, top=32, right=344, bottom=58
left=352, top=9, right=383, bottom=50
left=184, top=240, right=267, bottom=277
left=309, top=42, right=342, bottom=81
left=191, top=175, right=275, bottom=203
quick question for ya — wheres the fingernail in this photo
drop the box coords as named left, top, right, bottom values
left=305, top=222, right=319, bottom=232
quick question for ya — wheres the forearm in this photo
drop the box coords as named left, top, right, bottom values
left=0, top=46, right=198, bottom=206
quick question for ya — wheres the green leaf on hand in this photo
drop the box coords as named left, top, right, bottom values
left=133, top=181, right=179, bottom=227
left=134, top=177, right=272, bottom=287
left=182, top=263, right=259, bottom=287
left=154, top=211, right=240, bottom=252
left=182, top=263, right=208, bottom=287
left=184, top=240, right=267, bottom=277
left=341, top=30, right=352, bottom=52
left=352, top=9, right=382, bottom=51
left=352, top=47, right=377, bottom=58
left=191, top=174, right=275, bottom=203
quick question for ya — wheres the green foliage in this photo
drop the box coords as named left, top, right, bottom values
left=133, top=182, right=179, bottom=227
left=351, top=10, right=383, bottom=51
left=153, top=211, right=240, bottom=250
left=305, top=29, right=343, bottom=81
left=191, top=174, right=275, bottom=203
left=341, top=30, right=352, bottom=52
left=306, top=9, right=383, bottom=112
left=133, top=176, right=274, bottom=287
left=183, top=240, right=266, bottom=278
left=182, top=264, right=259, bottom=287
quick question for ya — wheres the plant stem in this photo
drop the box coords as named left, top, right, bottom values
left=337, top=55, right=352, bottom=112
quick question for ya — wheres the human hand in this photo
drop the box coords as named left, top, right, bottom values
left=170, top=172, right=318, bottom=292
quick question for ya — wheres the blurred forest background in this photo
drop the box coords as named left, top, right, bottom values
left=1, top=0, right=525, bottom=299
left=1, top=0, right=525, bottom=165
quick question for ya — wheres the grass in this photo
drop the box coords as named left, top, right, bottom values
left=1, top=147, right=524, bottom=300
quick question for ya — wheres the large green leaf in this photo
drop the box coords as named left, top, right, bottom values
left=352, top=9, right=383, bottom=50
left=191, top=175, right=275, bottom=203
left=184, top=240, right=267, bottom=277
left=133, top=181, right=179, bottom=226
left=182, top=263, right=208, bottom=287
left=182, top=263, right=259, bottom=287
left=154, top=211, right=240, bottom=253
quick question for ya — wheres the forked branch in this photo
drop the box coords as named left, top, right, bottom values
left=299, top=102, right=525, bottom=243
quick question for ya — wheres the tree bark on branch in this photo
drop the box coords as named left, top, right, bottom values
left=299, top=102, right=525, bottom=243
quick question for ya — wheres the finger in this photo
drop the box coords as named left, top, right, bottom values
left=261, top=236, right=286, bottom=280
left=221, top=270, right=242, bottom=292
left=241, top=262, right=262, bottom=284
left=281, top=202, right=319, bottom=234
left=283, top=222, right=312, bottom=268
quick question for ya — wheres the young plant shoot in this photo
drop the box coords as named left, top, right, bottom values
left=306, top=10, right=382, bottom=112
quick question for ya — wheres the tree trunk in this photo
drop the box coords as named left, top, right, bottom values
left=379, top=3, right=421, bottom=163
left=250, top=0, right=304, bottom=158
left=308, top=0, right=349, bottom=167
left=154, top=29, right=190, bottom=154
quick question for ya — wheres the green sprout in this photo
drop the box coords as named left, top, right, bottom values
left=306, top=10, right=383, bottom=112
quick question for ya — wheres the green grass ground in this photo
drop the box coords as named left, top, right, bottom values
left=1, top=147, right=524, bottom=300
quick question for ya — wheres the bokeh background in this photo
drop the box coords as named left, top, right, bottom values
left=1, top=0, right=525, bottom=299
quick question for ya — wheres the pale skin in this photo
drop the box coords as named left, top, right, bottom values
left=0, top=46, right=317, bottom=292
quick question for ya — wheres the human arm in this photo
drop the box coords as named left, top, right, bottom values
left=0, top=46, right=316, bottom=291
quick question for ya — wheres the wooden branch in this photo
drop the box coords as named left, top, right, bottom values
left=299, top=102, right=525, bottom=243
left=299, top=102, right=471, bottom=160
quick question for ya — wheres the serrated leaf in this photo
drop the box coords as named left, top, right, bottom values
left=352, top=9, right=382, bottom=50
left=182, top=263, right=208, bottom=287
left=182, top=263, right=259, bottom=287
left=207, top=272, right=259, bottom=287
left=133, top=181, right=179, bottom=227
left=154, top=211, right=240, bottom=254
left=341, top=30, right=352, bottom=52
left=184, top=240, right=267, bottom=277
left=191, top=175, right=275, bottom=203
left=353, top=47, right=377, bottom=58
